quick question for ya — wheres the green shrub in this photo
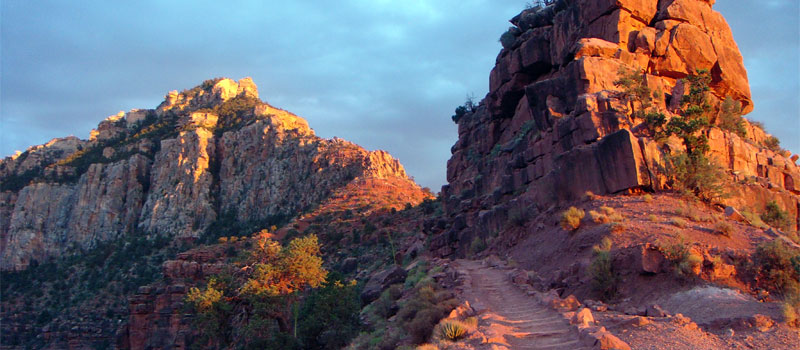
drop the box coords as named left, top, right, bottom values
left=560, top=207, right=585, bottom=231
left=499, top=27, right=517, bottom=49
left=667, top=151, right=727, bottom=202
left=437, top=320, right=468, bottom=341
left=719, top=96, right=747, bottom=137
left=751, top=240, right=800, bottom=297
left=660, top=234, right=699, bottom=278
left=451, top=96, right=476, bottom=123
left=469, top=236, right=487, bottom=255
left=764, top=136, right=782, bottom=153
left=761, top=201, right=790, bottom=231
left=589, top=238, right=617, bottom=300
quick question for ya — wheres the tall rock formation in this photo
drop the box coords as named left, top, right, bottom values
left=439, top=0, right=799, bottom=254
left=0, top=77, right=418, bottom=270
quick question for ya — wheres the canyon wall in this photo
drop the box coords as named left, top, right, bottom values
left=438, top=0, right=799, bottom=255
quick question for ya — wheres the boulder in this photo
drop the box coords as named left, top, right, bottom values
left=724, top=206, right=747, bottom=222
left=360, top=265, right=408, bottom=303
left=638, top=243, right=666, bottom=274
left=572, top=307, right=596, bottom=327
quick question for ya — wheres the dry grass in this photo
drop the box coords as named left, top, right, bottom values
left=670, top=217, right=688, bottom=228
left=590, top=210, right=609, bottom=224
left=714, top=221, right=734, bottom=237
left=561, top=207, right=585, bottom=231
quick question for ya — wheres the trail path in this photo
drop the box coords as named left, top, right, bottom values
left=454, top=259, right=590, bottom=350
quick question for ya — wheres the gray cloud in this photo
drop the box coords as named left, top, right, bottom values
left=2, top=0, right=798, bottom=191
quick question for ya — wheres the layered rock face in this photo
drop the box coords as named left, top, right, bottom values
left=440, top=0, right=799, bottom=252
left=0, top=77, right=417, bottom=270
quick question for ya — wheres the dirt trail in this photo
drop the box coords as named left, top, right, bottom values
left=454, top=259, right=590, bottom=350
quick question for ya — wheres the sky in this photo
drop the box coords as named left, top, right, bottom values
left=1, top=1, right=798, bottom=191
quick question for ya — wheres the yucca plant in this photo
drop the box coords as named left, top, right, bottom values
left=438, top=320, right=467, bottom=341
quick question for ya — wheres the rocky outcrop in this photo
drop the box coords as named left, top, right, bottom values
left=124, top=248, right=226, bottom=350
left=440, top=0, right=799, bottom=255
left=0, top=77, right=419, bottom=270
left=138, top=128, right=217, bottom=238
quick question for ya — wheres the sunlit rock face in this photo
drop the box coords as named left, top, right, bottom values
left=439, top=0, right=798, bottom=255
left=0, top=77, right=420, bottom=270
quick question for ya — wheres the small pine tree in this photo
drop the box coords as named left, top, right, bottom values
left=719, top=96, right=747, bottom=137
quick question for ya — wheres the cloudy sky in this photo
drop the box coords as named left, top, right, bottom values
left=1, top=1, right=798, bottom=190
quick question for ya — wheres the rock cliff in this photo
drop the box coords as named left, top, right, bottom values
left=439, top=0, right=799, bottom=255
left=0, top=77, right=417, bottom=270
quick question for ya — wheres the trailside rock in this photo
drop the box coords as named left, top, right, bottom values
left=360, top=265, right=408, bottom=303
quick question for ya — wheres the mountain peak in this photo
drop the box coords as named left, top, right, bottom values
left=158, top=77, right=259, bottom=113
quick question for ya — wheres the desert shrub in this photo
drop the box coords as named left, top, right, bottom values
left=761, top=201, right=790, bottom=231
left=589, top=238, right=618, bottom=300
left=643, top=194, right=654, bottom=203
left=397, top=282, right=459, bottom=344
left=437, top=320, right=468, bottom=341
left=661, top=234, right=700, bottom=278
left=469, top=236, right=487, bottom=255
left=584, top=191, right=597, bottom=201
left=783, top=293, right=800, bottom=328
left=614, top=67, right=662, bottom=121
left=647, top=214, right=659, bottom=222
left=714, top=221, right=734, bottom=237
left=295, top=274, right=361, bottom=350
left=451, top=95, right=476, bottom=123
left=764, top=136, right=782, bottom=153
left=561, top=207, right=585, bottom=231
left=741, top=209, right=769, bottom=229
left=751, top=240, right=800, bottom=297
left=719, top=96, right=747, bottom=137
left=667, top=151, right=727, bottom=202
left=607, top=222, right=626, bottom=234
left=499, top=27, right=517, bottom=49
left=589, top=210, right=609, bottom=224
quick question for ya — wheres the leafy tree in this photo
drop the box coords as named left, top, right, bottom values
left=186, top=278, right=234, bottom=347
left=187, top=233, right=330, bottom=349
left=240, top=233, right=327, bottom=333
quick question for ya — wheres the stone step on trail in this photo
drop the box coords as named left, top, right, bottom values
left=454, top=259, right=593, bottom=350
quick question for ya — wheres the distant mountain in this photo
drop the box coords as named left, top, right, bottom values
left=0, top=78, right=423, bottom=271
